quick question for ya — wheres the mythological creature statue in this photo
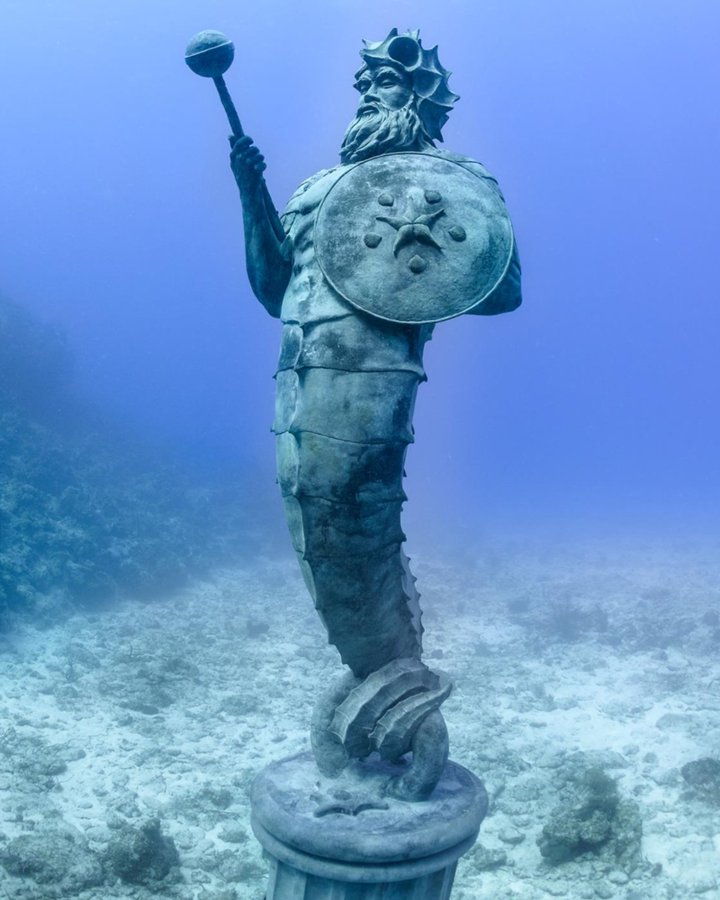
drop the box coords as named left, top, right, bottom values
left=186, top=25, right=523, bottom=896
left=229, top=28, right=522, bottom=802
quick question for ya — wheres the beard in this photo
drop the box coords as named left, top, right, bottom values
left=340, top=102, right=428, bottom=165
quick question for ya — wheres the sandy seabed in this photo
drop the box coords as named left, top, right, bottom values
left=0, top=537, right=719, bottom=899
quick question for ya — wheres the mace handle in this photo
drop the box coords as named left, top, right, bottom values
left=213, top=75, right=244, bottom=138
left=212, top=74, right=284, bottom=242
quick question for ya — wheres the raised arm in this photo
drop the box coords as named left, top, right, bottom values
left=230, top=135, right=292, bottom=317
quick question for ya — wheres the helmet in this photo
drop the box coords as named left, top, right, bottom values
left=355, top=28, right=460, bottom=142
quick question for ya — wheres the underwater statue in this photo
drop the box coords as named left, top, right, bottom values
left=187, top=26, right=521, bottom=897
left=228, top=28, right=521, bottom=803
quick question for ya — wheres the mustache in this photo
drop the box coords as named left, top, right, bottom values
left=357, top=99, right=380, bottom=115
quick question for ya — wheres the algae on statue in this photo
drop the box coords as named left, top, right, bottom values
left=187, top=24, right=522, bottom=899
left=227, top=28, right=521, bottom=800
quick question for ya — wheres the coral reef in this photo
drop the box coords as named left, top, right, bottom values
left=537, top=764, right=643, bottom=869
left=0, top=824, right=104, bottom=896
left=104, top=818, right=179, bottom=885
left=0, top=295, right=256, bottom=627
left=681, top=757, right=720, bottom=805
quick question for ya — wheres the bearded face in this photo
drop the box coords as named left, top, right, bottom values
left=340, top=98, right=430, bottom=165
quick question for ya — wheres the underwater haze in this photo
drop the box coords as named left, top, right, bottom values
left=1, top=1, right=720, bottom=899
left=2, top=0, right=718, bottom=540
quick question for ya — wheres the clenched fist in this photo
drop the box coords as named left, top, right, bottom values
left=229, top=134, right=266, bottom=196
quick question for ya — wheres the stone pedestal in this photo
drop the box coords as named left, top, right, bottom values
left=251, top=751, right=488, bottom=899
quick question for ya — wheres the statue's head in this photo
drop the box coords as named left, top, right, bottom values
left=340, top=29, right=459, bottom=165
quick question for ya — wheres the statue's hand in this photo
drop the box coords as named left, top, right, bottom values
left=229, top=135, right=267, bottom=198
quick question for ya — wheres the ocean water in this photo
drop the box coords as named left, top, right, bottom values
left=1, top=1, right=719, bottom=898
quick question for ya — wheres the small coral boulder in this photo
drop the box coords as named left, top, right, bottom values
left=104, top=817, right=179, bottom=885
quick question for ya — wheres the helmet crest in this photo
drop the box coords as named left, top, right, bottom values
left=355, top=28, right=460, bottom=142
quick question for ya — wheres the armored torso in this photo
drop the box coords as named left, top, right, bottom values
left=272, top=149, right=512, bottom=678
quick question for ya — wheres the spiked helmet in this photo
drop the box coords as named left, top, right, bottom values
left=355, top=28, right=460, bottom=142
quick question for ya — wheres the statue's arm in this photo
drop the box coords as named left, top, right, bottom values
left=230, top=136, right=292, bottom=318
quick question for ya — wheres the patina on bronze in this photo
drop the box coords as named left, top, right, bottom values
left=315, top=152, right=515, bottom=324
left=187, top=26, right=522, bottom=899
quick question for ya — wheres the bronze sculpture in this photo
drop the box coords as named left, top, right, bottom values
left=187, top=27, right=521, bottom=898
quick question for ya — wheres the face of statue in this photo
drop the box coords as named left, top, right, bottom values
left=355, top=65, right=414, bottom=112
left=340, top=64, right=431, bottom=165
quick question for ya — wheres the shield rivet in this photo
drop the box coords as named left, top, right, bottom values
left=377, top=193, right=394, bottom=207
left=448, top=225, right=467, bottom=242
left=408, top=255, right=427, bottom=273
left=425, top=190, right=442, bottom=204
left=363, top=233, right=382, bottom=248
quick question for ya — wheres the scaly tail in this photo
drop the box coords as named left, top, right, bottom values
left=273, top=313, right=449, bottom=798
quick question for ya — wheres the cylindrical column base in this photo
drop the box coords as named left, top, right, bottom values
left=251, top=751, right=487, bottom=900
left=266, top=856, right=458, bottom=899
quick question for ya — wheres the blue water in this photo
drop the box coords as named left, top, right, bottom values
left=1, top=5, right=720, bottom=898
left=2, top=0, right=717, bottom=547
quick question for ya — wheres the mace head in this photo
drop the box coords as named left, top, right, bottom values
left=185, top=30, right=235, bottom=78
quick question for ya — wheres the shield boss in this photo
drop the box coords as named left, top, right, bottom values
left=315, top=152, right=514, bottom=324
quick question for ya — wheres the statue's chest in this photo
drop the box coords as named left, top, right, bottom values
left=278, top=164, right=434, bottom=374
left=280, top=167, right=353, bottom=324
left=281, top=167, right=348, bottom=256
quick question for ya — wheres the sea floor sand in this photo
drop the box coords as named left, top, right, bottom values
left=0, top=537, right=719, bottom=899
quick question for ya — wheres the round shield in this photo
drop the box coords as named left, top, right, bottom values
left=315, top=152, right=514, bottom=324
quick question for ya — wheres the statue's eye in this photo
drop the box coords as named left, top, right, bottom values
left=357, top=79, right=371, bottom=93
